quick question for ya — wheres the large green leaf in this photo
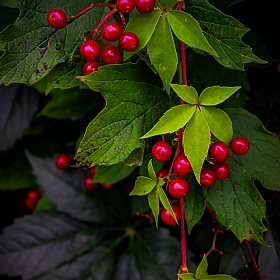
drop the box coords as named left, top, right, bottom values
left=147, top=14, right=178, bottom=94
left=185, top=0, right=267, bottom=70
left=74, top=61, right=174, bottom=167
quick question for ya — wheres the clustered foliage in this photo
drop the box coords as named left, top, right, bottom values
left=0, top=0, right=280, bottom=279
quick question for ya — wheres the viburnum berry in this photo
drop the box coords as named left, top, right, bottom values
left=230, top=137, right=250, bottom=156
left=152, top=141, right=172, bottom=162
left=116, top=0, right=135, bottom=13
left=102, top=183, right=114, bottom=189
left=174, top=155, right=192, bottom=176
left=102, top=22, right=123, bottom=42
left=200, top=169, right=216, bottom=187
left=135, top=0, right=155, bottom=13
left=161, top=205, right=181, bottom=226
left=55, top=154, right=71, bottom=170
left=47, top=9, right=67, bottom=29
left=208, top=142, right=229, bottom=163
left=84, top=175, right=98, bottom=190
left=168, top=177, right=189, bottom=198
left=80, top=41, right=102, bottom=62
left=119, top=32, right=139, bottom=52
left=213, top=162, right=230, bottom=180
left=156, top=168, right=169, bottom=182
left=83, top=61, right=101, bottom=76
left=102, top=46, right=123, bottom=64
left=25, top=190, right=41, bottom=212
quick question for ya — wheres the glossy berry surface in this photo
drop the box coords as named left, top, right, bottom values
left=25, top=190, right=41, bottom=212
left=83, top=61, right=101, bottom=76
left=135, top=0, right=155, bottom=13
left=174, top=155, right=192, bottom=176
left=161, top=205, right=181, bottom=226
left=80, top=41, right=102, bottom=62
left=116, top=0, right=135, bottom=13
left=120, top=32, right=139, bottom=52
left=152, top=141, right=172, bottom=162
left=208, top=142, right=229, bottom=163
left=213, top=162, right=230, bottom=180
left=168, top=177, right=189, bottom=198
left=156, top=168, right=169, bottom=182
left=47, top=9, right=67, bottom=29
left=200, top=169, right=216, bottom=187
left=102, top=22, right=123, bottom=42
left=102, top=46, right=122, bottom=64
left=84, top=175, right=98, bottom=190
left=230, top=137, right=250, bottom=156
left=102, top=183, right=114, bottom=189
left=55, top=154, right=71, bottom=170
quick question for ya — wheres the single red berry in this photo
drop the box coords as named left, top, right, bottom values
left=102, top=22, right=123, bottom=42
left=89, top=166, right=96, bottom=176
left=174, top=155, right=192, bottom=176
left=55, top=154, right=71, bottom=170
left=208, top=142, right=229, bottom=163
left=116, top=0, right=135, bottom=13
left=200, top=169, right=216, bottom=187
left=47, top=9, right=67, bottom=29
left=135, top=0, right=155, bottom=13
left=102, top=183, right=114, bottom=189
left=213, top=162, right=230, bottom=180
left=83, top=61, right=101, bottom=76
left=161, top=205, right=181, bottom=226
left=168, top=177, right=189, bottom=198
left=84, top=175, right=98, bottom=190
left=80, top=41, right=102, bottom=62
left=102, top=46, right=122, bottom=65
left=152, top=141, right=172, bottom=162
left=230, top=137, right=250, bottom=156
left=156, top=168, right=169, bottom=182
left=25, top=190, right=41, bottom=212
left=119, top=32, right=139, bottom=52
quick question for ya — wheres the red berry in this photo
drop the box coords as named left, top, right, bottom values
left=168, top=177, right=189, bottom=198
left=200, top=169, right=216, bottom=187
left=135, top=0, right=155, bottom=13
left=208, top=142, right=229, bottom=163
left=230, top=137, right=250, bottom=156
left=84, top=175, right=98, bottom=190
left=102, top=46, right=122, bottom=65
left=83, top=61, right=101, bottom=76
left=102, top=22, right=123, bottom=42
left=116, top=0, right=135, bottom=13
left=47, top=9, right=67, bottom=29
left=89, top=166, right=96, bottom=176
left=102, top=183, right=114, bottom=189
left=152, top=141, right=172, bottom=162
left=161, top=205, right=181, bottom=226
left=55, top=154, right=71, bottom=170
left=156, top=168, right=169, bottom=182
left=213, top=162, right=230, bottom=180
left=25, top=190, right=41, bottom=212
left=80, top=41, right=102, bottom=62
left=174, top=155, right=192, bottom=176
left=120, top=32, right=139, bottom=52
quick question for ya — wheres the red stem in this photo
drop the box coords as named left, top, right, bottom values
left=67, top=5, right=94, bottom=19
left=180, top=197, right=188, bottom=273
left=99, top=34, right=109, bottom=48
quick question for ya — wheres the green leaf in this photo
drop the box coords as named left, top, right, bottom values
left=123, top=10, right=162, bottom=61
left=167, top=10, right=218, bottom=57
left=147, top=159, right=157, bottom=181
left=156, top=0, right=178, bottom=9
left=195, top=255, right=208, bottom=279
left=123, top=147, right=144, bottom=166
left=185, top=0, right=267, bottom=70
left=183, top=108, right=211, bottom=184
left=148, top=185, right=160, bottom=228
left=178, top=273, right=196, bottom=280
left=130, top=176, right=157, bottom=196
left=171, top=84, right=199, bottom=104
left=141, top=104, right=196, bottom=138
left=199, top=86, right=241, bottom=106
left=200, top=106, right=233, bottom=146
left=74, top=61, right=174, bottom=166
left=147, top=13, right=177, bottom=94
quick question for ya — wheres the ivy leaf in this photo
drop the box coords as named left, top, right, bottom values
left=147, top=159, right=157, bottom=181
left=147, top=14, right=178, bottom=94
left=74, top=61, right=174, bottom=166
left=123, top=10, right=162, bottom=61
left=170, top=84, right=199, bottom=104
left=198, top=86, right=241, bottom=106
left=195, top=255, right=208, bottom=279
left=183, top=108, right=211, bottom=184
left=200, top=106, right=233, bottom=146
left=148, top=185, right=160, bottom=228
left=185, top=0, right=267, bottom=70
left=141, top=104, right=196, bottom=139
left=130, top=176, right=157, bottom=196
left=167, top=10, right=218, bottom=57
